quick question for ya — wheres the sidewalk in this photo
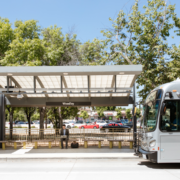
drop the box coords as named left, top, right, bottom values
left=0, top=147, right=139, bottom=160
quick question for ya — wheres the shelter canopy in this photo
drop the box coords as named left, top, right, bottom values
left=0, top=65, right=142, bottom=106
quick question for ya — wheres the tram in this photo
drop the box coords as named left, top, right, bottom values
left=138, top=78, right=180, bottom=163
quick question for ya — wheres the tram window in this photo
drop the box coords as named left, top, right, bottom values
left=160, top=101, right=180, bottom=131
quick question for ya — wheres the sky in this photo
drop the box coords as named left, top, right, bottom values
left=1, top=0, right=180, bottom=108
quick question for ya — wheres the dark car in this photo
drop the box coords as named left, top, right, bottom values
left=100, top=123, right=131, bottom=132
left=121, top=120, right=133, bottom=128
left=16, top=121, right=26, bottom=124
left=25, top=122, right=34, bottom=124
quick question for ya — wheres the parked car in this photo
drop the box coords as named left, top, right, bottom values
left=14, top=120, right=20, bottom=124
left=96, top=120, right=107, bottom=126
left=112, top=121, right=123, bottom=126
left=63, top=122, right=75, bottom=129
left=74, top=121, right=85, bottom=127
left=25, top=121, right=34, bottom=124
left=100, top=123, right=131, bottom=132
left=34, top=121, right=40, bottom=124
left=16, top=121, right=26, bottom=124
left=79, top=123, right=99, bottom=129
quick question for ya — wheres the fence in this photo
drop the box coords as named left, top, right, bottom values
left=5, top=128, right=134, bottom=147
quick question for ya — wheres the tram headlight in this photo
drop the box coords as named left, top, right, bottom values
left=149, top=140, right=156, bottom=147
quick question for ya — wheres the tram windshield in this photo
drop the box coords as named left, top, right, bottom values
left=142, top=90, right=162, bottom=132
left=160, top=100, right=180, bottom=131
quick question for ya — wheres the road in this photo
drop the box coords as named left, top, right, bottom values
left=1, top=158, right=180, bottom=180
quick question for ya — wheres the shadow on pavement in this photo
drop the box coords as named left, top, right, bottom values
left=138, top=161, right=180, bottom=169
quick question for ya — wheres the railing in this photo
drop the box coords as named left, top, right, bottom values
left=5, top=128, right=133, bottom=147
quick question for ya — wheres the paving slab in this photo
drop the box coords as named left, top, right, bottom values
left=0, top=146, right=139, bottom=160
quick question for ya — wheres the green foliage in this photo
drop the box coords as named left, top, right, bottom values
left=61, top=107, right=79, bottom=119
left=22, top=107, right=36, bottom=128
left=126, top=109, right=132, bottom=120
left=31, top=112, right=40, bottom=121
left=79, top=110, right=89, bottom=120
left=136, top=108, right=141, bottom=118
left=98, top=0, right=180, bottom=100
left=115, top=107, right=122, bottom=119
left=80, top=39, right=107, bottom=65
left=13, top=109, right=26, bottom=121
left=95, top=106, right=116, bottom=111
left=0, top=20, right=81, bottom=66
left=42, top=26, right=80, bottom=66
left=0, top=18, right=14, bottom=60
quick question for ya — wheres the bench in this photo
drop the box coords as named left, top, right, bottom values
left=0, top=141, right=8, bottom=150
left=127, top=140, right=133, bottom=149
left=108, top=140, right=124, bottom=149
left=32, top=140, right=54, bottom=149
left=10, top=140, right=27, bottom=149
left=82, top=139, right=104, bottom=148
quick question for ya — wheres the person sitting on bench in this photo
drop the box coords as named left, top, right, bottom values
left=60, top=124, right=69, bottom=149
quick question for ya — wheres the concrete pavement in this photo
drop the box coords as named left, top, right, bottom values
left=1, top=158, right=180, bottom=180
left=0, top=146, right=138, bottom=160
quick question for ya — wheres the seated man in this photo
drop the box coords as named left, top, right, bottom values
left=60, top=124, right=69, bottom=149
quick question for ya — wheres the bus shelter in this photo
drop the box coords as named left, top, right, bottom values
left=0, top=65, right=142, bottom=146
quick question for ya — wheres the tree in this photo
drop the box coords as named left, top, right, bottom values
left=98, top=0, right=180, bottom=100
left=31, top=112, right=40, bottom=121
left=6, top=106, right=16, bottom=139
left=22, top=107, right=36, bottom=135
left=115, top=107, right=122, bottom=120
left=126, top=109, right=132, bottom=120
left=38, top=107, right=45, bottom=139
left=0, top=20, right=82, bottom=66
left=136, top=108, right=141, bottom=118
left=42, top=25, right=81, bottom=66
left=80, top=39, right=107, bottom=65
left=0, top=18, right=14, bottom=61
left=79, top=110, right=89, bottom=122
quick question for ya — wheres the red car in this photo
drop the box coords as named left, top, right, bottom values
left=79, top=123, right=99, bottom=129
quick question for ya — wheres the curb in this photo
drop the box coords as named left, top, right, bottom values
left=0, top=156, right=140, bottom=161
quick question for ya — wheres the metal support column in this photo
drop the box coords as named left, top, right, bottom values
left=0, top=94, right=6, bottom=148
left=33, top=76, right=36, bottom=93
left=60, top=76, right=63, bottom=93
left=114, top=75, right=116, bottom=93
left=133, top=83, right=137, bottom=154
left=7, top=76, right=10, bottom=93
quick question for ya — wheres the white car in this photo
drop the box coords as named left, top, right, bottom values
left=64, top=122, right=75, bottom=129
left=96, top=120, right=107, bottom=127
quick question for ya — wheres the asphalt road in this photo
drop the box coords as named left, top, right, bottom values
left=1, top=159, right=180, bottom=180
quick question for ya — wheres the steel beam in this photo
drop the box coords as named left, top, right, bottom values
left=60, top=76, right=63, bottom=93
left=0, top=87, right=132, bottom=91
left=0, top=65, right=142, bottom=76
left=34, top=76, right=36, bottom=93
left=6, top=96, right=134, bottom=107
left=36, top=76, right=48, bottom=98
left=62, top=76, right=69, bottom=98
left=88, top=75, right=91, bottom=100
left=110, top=75, right=115, bottom=99
left=7, top=76, right=10, bottom=93
left=0, top=91, right=131, bottom=95
left=9, top=77, right=27, bottom=98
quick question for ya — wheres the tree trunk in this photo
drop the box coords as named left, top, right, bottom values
left=46, top=116, right=47, bottom=129
left=58, top=107, right=63, bottom=129
left=9, top=111, right=13, bottom=140
left=39, top=107, right=45, bottom=139
left=27, top=116, right=31, bottom=136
